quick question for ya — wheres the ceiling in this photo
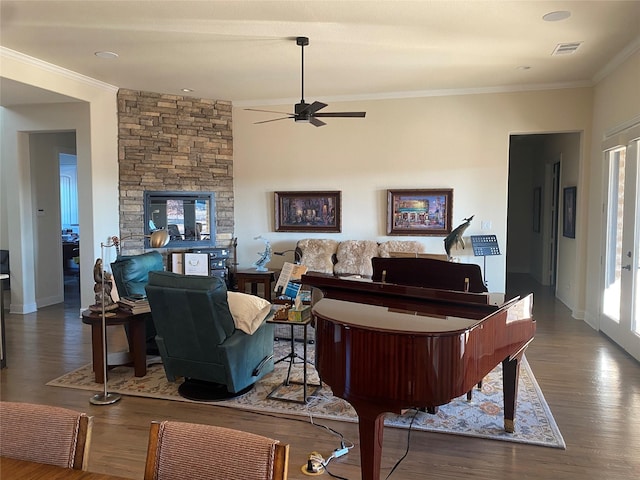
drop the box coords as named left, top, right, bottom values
left=1, top=1, right=639, bottom=109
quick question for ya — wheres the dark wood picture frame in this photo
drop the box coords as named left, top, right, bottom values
left=275, top=191, right=341, bottom=233
left=533, top=187, right=541, bottom=233
left=563, top=186, right=576, bottom=238
left=387, top=188, right=453, bottom=236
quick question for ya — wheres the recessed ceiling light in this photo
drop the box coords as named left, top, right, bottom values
left=94, top=51, right=119, bottom=59
left=181, top=88, right=193, bottom=93
left=517, top=65, right=532, bottom=70
left=543, top=11, right=571, bottom=22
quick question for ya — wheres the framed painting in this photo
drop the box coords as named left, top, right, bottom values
left=387, top=189, right=453, bottom=236
left=563, top=186, right=576, bottom=238
left=275, top=191, right=341, bottom=233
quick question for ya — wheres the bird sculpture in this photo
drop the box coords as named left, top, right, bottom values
left=444, top=215, right=474, bottom=260
left=253, top=235, right=272, bottom=272
left=89, top=258, right=119, bottom=312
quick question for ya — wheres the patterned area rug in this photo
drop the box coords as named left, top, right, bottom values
left=47, top=340, right=565, bottom=449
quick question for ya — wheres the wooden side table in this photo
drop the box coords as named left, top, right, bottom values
left=81, top=309, right=148, bottom=383
left=235, top=269, right=276, bottom=301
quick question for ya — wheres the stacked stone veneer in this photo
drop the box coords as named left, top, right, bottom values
left=117, top=89, right=233, bottom=252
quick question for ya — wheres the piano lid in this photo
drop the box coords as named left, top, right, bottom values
left=312, top=298, right=482, bottom=334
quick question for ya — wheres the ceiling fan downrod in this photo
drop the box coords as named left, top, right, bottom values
left=296, top=36, right=309, bottom=105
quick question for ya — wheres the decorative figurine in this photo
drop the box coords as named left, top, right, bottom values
left=89, top=258, right=119, bottom=312
left=444, top=215, right=474, bottom=260
left=253, top=235, right=272, bottom=272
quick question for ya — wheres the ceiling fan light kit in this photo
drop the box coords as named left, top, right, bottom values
left=247, top=36, right=366, bottom=127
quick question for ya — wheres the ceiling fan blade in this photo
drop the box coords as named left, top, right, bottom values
left=245, top=108, right=293, bottom=115
left=298, top=101, right=327, bottom=116
left=253, top=116, right=293, bottom=124
left=309, top=116, right=326, bottom=127
left=313, top=112, right=367, bottom=118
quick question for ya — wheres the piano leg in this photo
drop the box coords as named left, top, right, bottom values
left=352, top=402, right=386, bottom=480
left=502, top=356, right=522, bottom=433
left=466, top=381, right=483, bottom=401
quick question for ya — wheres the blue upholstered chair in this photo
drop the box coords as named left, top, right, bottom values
left=111, top=251, right=165, bottom=354
left=145, top=271, right=275, bottom=400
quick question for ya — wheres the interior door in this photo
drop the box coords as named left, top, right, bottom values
left=601, top=139, right=640, bottom=361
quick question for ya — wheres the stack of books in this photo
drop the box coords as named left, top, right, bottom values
left=118, top=295, right=151, bottom=314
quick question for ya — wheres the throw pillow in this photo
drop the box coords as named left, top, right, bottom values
left=334, top=240, right=379, bottom=277
left=297, top=239, right=339, bottom=274
left=227, top=291, right=271, bottom=335
left=377, top=240, right=425, bottom=257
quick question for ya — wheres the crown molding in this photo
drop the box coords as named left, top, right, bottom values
left=592, top=35, right=640, bottom=85
left=233, top=80, right=594, bottom=108
left=0, top=47, right=118, bottom=93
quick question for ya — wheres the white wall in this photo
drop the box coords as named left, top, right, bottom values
left=0, top=48, right=118, bottom=311
left=233, top=88, right=593, bottom=296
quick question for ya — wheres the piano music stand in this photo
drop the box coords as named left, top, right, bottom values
left=470, top=235, right=501, bottom=287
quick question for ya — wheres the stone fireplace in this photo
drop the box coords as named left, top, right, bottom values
left=117, top=89, right=234, bottom=254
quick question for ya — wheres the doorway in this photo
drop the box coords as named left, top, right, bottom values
left=60, top=152, right=80, bottom=305
left=28, top=131, right=78, bottom=309
left=601, top=139, right=640, bottom=361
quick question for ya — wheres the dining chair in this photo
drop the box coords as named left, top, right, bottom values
left=144, top=420, right=289, bottom=480
left=0, top=401, right=93, bottom=470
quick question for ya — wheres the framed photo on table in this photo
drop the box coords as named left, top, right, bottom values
left=387, top=189, right=453, bottom=235
left=275, top=191, right=341, bottom=233
left=183, top=253, right=209, bottom=276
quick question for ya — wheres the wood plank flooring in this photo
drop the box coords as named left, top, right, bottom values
left=1, top=275, right=639, bottom=479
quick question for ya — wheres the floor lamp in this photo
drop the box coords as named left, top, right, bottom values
left=90, top=229, right=169, bottom=406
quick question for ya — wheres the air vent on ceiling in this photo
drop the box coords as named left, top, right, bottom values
left=552, top=42, right=582, bottom=56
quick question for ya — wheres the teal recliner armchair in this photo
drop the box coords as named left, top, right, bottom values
left=145, top=271, right=275, bottom=400
left=111, top=251, right=164, bottom=355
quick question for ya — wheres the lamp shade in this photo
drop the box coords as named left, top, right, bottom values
left=149, top=229, right=170, bottom=248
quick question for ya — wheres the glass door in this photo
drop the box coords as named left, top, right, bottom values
left=602, top=140, right=640, bottom=361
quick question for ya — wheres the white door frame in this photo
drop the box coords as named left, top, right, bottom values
left=599, top=120, right=640, bottom=362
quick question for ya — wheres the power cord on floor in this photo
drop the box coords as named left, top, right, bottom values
left=215, top=382, right=356, bottom=478
left=384, top=408, right=419, bottom=479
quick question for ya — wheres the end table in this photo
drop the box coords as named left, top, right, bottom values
left=235, top=269, right=276, bottom=301
left=81, top=309, right=148, bottom=383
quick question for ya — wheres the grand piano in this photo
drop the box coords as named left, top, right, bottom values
left=302, top=257, right=535, bottom=480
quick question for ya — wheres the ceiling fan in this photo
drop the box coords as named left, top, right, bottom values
left=246, top=37, right=366, bottom=127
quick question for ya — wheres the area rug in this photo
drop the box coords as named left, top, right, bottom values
left=47, top=341, right=565, bottom=449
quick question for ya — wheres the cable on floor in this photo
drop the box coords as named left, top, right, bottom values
left=384, top=408, right=419, bottom=479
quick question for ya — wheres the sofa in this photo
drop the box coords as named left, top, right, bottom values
left=294, top=238, right=427, bottom=278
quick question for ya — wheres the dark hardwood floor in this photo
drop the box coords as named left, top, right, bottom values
left=1, top=274, right=638, bottom=479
